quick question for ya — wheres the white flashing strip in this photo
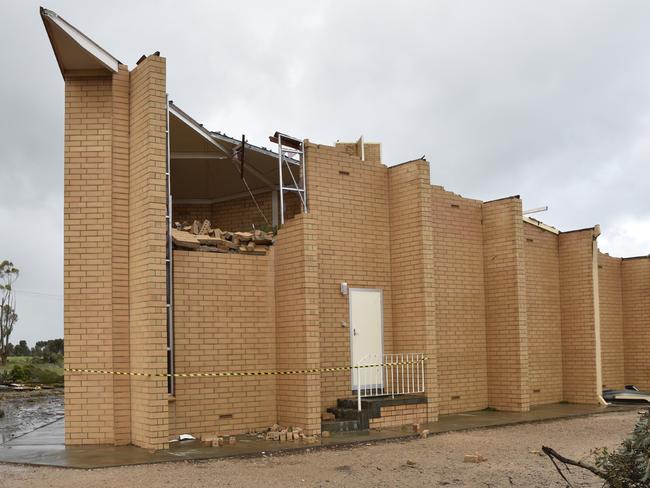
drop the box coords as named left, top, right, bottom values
left=168, top=103, right=230, bottom=157
left=41, top=8, right=119, bottom=73
left=523, top=216, right=560, bottom=235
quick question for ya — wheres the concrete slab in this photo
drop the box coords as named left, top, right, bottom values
left=0, top=403, right=637, bottom=469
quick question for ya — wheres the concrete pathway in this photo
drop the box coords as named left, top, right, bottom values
left=0, top=403, right=636, bottom=468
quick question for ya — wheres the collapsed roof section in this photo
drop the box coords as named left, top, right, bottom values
left=40, top=6, right=303, bottom=211
left=169, top=102, right=300, bottom=205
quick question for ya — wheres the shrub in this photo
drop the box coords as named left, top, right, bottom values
left=593, top=409, right=650, bottom=487
left=544, top=408, right=650, bottom=487
left=3, top=361, right=63, bottom=386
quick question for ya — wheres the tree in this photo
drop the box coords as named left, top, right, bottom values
left=544, top=408, right=650, bottom=487
left=13, top=340, right=30, bottom=357
left=0, top=260, right=19, bottom=365
left=33, top=338, right=64, bottom=363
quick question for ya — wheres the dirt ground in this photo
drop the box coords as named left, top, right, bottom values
left=0, top=410, right=639, bottom=487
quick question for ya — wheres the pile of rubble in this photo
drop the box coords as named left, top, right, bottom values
left=172, top=219, right=274, bottom=255
left=258, top=424, right=318, bottom=443
left=195, top=424, right=319, bottom=448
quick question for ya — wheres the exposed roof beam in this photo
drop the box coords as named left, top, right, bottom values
left=171, top=152, right=227, bottom=160
left=174, top=187, right=275, bottom=205
left=523, top=216, right=560, bottom=235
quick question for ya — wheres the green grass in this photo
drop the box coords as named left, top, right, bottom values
left=0, top=356, right=64, bottom=385
left=0, top=356, right=31, bottom=372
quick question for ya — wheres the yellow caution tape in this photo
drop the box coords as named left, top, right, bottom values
left=64, top=358, right=427, bottom=378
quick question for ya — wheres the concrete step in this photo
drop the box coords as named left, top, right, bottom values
left=321, top=419, right=364, bottom=433
left=326, top=407, right=370, bottom=429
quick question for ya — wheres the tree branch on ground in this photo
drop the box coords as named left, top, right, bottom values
left=543, top=408, right=650, bottom=488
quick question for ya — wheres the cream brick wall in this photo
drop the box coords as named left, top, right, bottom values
left=430, top=186, right=488, bottom=414
left=622, top=257, right=650, bottom=389
left=60, top=49, right=649, bottom=444
left=305, top=143, right=394, bottom=413
left=128, top=55, right=170, bottom=449
left=388, top=160, right=438, bottom=422
left=274, top=214, right=321, bottom=433
left=63, top=73, right=117, bottom=445
left=524, top=223, right=563, bottom=405
left=111, top=66, right=132, bottom=444
left=598, top=253, right=625, bottom=389
left=368, top=403, right=428, bottom=428
left=559, top=229, right=601, bottom=404
left=171, top=250, right=277, bottom=437
left=482, top=197, right=530, bottom=412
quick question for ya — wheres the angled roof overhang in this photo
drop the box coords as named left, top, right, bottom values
left=40, top=7, right=120, bottom=77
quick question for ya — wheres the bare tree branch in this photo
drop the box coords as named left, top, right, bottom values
left=542, top=446, right=608, bottom=482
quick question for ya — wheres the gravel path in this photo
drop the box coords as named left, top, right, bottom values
left=0, top=410, right=639, bottom=487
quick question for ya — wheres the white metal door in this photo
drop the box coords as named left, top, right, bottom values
left=349, top=288, right=383, bottom=391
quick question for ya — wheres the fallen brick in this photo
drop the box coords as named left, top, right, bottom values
left=463, top=453, right=486, bottom=463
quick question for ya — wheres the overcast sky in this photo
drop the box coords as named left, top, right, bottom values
left=1, top=1, right=649, bottom=346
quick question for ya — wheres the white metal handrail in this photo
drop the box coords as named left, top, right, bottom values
left=354, top=353, right=426, bottom=411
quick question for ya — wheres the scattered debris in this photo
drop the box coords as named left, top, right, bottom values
left=406, top=460, right=417, bottom=467
left=178, top=434, right=196, bottom=441
left=173, top=220, right=274, bottom=255
left=1, top=383, right=42, bottom=391
left=321, top=412, right=335, bottom=421
left=322, top=430, right=331, bottom=438
left=419, top=429, right=430, bottom=439
left=412, top=423, right=422, bottom=433
left=463, top=452, right=487, bottom=463
left=259, top=424, right=310, bottom=442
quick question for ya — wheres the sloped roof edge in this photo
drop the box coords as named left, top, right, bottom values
left=40, top=7, right=120, bottom=75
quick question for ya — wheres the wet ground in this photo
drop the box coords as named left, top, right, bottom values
left=0, top=389, right=63, bottom=444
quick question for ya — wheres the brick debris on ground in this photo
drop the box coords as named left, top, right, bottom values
left=0, top=411, right=638, bottom=488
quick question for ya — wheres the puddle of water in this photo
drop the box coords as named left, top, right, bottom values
left=0, top=390, right=64, bottom=444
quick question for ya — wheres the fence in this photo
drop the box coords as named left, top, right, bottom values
left=355, top=353, right=426, bottom=411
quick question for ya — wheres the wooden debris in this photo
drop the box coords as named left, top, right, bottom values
left=171, top=229, right=200, bottom=249
left=196, top=235, right=223, bottom=246
left=172, top=221, right=275, bottom=256
left=253, top=229, right=273, bottom=245
left=234, top=231, right=253, bottom=242
left=198, top=219, right=211, bottom=235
